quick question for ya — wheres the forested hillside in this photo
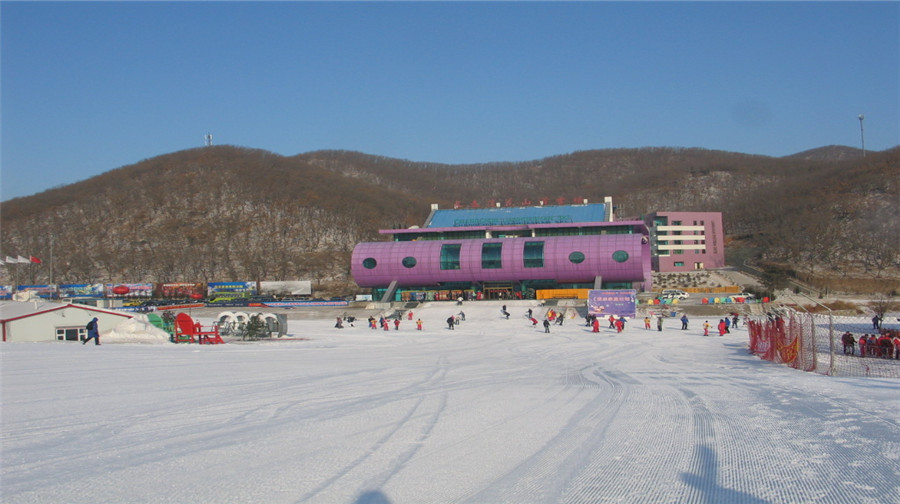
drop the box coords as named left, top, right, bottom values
left=1, top=145, right=897, bottom=292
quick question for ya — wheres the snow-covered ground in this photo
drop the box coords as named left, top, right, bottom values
left=2, top=301, right=898, bottom=504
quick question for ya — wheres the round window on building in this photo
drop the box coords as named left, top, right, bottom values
left=612, top=250, right=629, bottom=263
left=402, top=256, right=417, bottom=268
left=568, top=251, right=585, bottom=264
left=362, top=257, right=377, bottom=269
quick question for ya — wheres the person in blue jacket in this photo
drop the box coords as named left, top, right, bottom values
left=83, top=317, right=100, bottom=345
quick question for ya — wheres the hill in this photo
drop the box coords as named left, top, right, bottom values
left=1, top=145, right=898, bottom=293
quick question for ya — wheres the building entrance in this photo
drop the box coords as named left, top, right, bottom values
left=482, top=282, right=515, bottom=299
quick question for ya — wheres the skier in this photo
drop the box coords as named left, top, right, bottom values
left=644, top=316, right=651, bottom=330
left=416, top=318, right=423, bottom=331
left=592, top=317, right=600, bottom=333
left=680, top=314, right=689, bottom=330
left=501, top=305, right=510, bottom=319
left=717, top=319, right=727, bottom=336
left=394, top=318, right=401, bottom=330
left=83, top=317, right=100, bottom=345
left=543, top=319, right=551, bottom=333
left=447, top=316, right=455, bottom=330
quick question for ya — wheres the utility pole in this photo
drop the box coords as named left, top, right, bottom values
left=858, top=114, right=866, bottom=157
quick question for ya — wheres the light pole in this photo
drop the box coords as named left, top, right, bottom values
left=858, top=114, right=866, bottom=157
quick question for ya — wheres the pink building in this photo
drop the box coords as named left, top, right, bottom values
left=643, top=212, right=725, bottom=272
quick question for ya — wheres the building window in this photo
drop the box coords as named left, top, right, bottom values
left=674, top=261, right=685, bottom=267
left=612, top=250, right=629, bottom=263
left=402, top=256, right=417, bottom=268
left=440, top=244, right=461, bottom=270
left=481, top=243, right=502, bottom=269
left=363, top=257, right=377, bottom=269
left=56, top=327, right=85, bottom=342
left=524, top=241, right=544, bottom=268
left=568, top=251, right=585, bottom=264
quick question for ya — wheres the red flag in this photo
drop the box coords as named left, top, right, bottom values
left=30, top=256, right=42, bottom=264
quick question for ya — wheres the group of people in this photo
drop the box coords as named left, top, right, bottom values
left=582, top=314, right=627, bottom=333
left=349, top=313, right=424, bottom=331
left=447, top=311, right=465, bottom=330
left=841, top=330, right=900, bottom=359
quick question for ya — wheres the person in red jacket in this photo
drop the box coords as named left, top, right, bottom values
left=859, top=334, right=868, bottom=357
left=717, top=319, right=727, bottom=337
left=878, top=333, right=893, bottom=359
left=592, top=317, right=600, bottom=333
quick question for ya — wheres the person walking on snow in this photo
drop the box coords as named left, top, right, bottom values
left=680, top=314, right=689, bottom=330
left=644, top=316, right=651, bottom=330
left=657, top=316, right=664, bottom=332
left=703, top=321, right=710, bottom=336
left=543, top=319, right=551, bottom=333
left=83, top=317, right=100, bottom=345
left=416, top=318, right=423, bottom=330
left=718, top=319, right=727, bottom=336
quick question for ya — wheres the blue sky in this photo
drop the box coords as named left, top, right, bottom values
left=2, top=1, right=898, bottom=201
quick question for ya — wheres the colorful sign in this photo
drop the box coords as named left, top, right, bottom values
left=158, top=282, right=205, bottom=298
left=208, top=282, right=256, bottom=296
left=59, top=283, right=104, bottom=298
left=588, top=289, right=637, bottom=318
left=105, top=283, right=154, bottom=297
left=16, top=285, right=58, bottom=298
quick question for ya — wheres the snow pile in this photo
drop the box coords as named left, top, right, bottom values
left=102, top=313, right=170, bottom=344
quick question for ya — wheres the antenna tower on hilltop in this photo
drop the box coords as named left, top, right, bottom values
left=205, top=132, right=213, bottom=147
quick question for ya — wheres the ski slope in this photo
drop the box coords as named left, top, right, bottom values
left=2, top=302, right=898, bottom=504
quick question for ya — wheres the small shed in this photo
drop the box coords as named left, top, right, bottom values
left=0, top=301, right=133, bottom=343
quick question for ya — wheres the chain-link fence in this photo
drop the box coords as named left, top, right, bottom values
left=747, top=308, right=900, bottom=378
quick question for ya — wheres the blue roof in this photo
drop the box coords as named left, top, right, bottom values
left=427, top=204, right=606, bottom=228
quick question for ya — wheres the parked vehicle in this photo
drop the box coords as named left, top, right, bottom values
left=660, top=289, right=689, bottom=300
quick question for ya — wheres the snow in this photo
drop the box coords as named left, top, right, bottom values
left=2, top=301, right=898, bottom=504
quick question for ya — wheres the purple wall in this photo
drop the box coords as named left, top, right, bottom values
left=351, top=235, right=650, bottom=288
